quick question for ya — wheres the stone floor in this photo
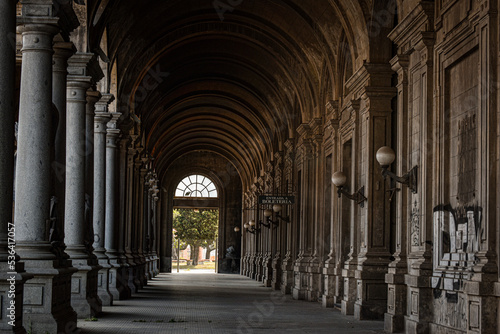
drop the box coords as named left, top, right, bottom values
left=79, top=272, right=384, bottom=334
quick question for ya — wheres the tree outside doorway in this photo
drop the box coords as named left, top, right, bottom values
left=172, top=208, right=218, bottom=271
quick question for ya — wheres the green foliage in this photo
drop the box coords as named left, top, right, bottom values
left=173, top=209, right=218, bottom=246
left=173, top=209, right=219, bottom=265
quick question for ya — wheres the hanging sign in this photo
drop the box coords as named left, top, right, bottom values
left=258, top=195, right=295, bottom=205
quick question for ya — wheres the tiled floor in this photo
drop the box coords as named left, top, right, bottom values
left=79, top=272, right=384, bottom=334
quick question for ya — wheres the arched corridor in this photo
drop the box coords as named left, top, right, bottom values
left=1, top=1, right=500, bottom=333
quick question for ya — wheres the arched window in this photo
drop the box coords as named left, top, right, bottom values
left=175, top=175, right=218, bottom=198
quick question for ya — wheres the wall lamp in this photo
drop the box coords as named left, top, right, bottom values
left=234, top=226, right=240, bottom=232
left=243, top=220, right=259, bottom=234
left=270, top=204, right=290, bottom=223
left=331, top=171, right=367, bottom=208
left=376, top=146, right=418, bottom=194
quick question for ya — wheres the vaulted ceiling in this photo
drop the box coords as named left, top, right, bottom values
left=87, top=0, right=388, bottom=189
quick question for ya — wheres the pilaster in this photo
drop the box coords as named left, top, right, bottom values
left=339, top=99, right=361, bottom=316
left=384, top=54, right=409, bottom=333
left=353, top=63, right=396, bottom=320
left=280, top=139, right=295, bottom=294
left=292, top=124, right=314, bottom=300
left=322, top=100, right=340, bottom=308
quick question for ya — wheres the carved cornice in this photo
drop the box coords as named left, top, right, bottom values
left=325, top=100, right=340, bottom=121
left=390, top=54, right=410, bottom=86
left=388, top=1, right=435, bottom=54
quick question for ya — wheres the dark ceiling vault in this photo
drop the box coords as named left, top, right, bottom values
left=87, top=0, right=383, bottom=189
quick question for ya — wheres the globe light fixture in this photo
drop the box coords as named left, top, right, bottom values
left=331, top=171, right=367, bottom=207
left=376, top=146, right=418, bottom=194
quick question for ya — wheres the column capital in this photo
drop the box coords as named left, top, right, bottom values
left=94, top=112, right=111, bottom=134
left=68, top=52, right=104, bottom=87
left=53, top=41, right=76, bottom=73
left=95, top=93, right=115, bottom=113
left=19, top=0, right=79, bottom=40
left=86, top=89, right=102, bottom=106
left=67, top=79, right=91, bottom=103
left=17, top=22, right=60, bottom=54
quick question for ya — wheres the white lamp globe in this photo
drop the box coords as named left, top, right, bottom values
left=234, top=226, right=240, bottom=232
left=264, top=209, right=273, bottom=217
left=272, top=204, right=282, bottom=213
left=249, top=220, right=255, bottom=226
left=376, top=146, right=396, bottom=166
left=244, top=223, right=249, bottom=229
left=331, top=171, right=347, bottom=187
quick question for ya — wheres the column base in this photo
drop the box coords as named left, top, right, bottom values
left=70, top=260, right=102, bottom=318
left=152, top=254, right=159, bottom=276
left=341, top=268, right=357, bottom=315
left=322, top=266, right=338, bottom=308
left=385, top=313, right=405, bottom=333
left=21, top=260, right=78, bottom=334
left=405, top=316, right=429, bottom=334
left=107, top=263, right=123, bottom=300
left=305, top=270, right=322, bottom=302
left=280, top=259, right=293, bottom=294
left=97, top=261, right=113, bottom=306
left=147, top=255, right=155, bottom=278
left=354, top=279, right=388, bottom=320
left=384, top=278, right=407, bottom=332
left=292, top=268, right=308, bottom=300
left=117, top=264, right=132, bottom=299
left=0, top=262, right=33, bottom=334
left=127, top=266, right=138, bottom=294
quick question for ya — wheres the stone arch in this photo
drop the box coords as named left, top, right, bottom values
left=159, top=152, right=242, bottom=273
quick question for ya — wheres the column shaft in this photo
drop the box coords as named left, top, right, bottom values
left=0, top=2, right=32, bottom=333
left=52, top=42, right=76, bottom=244
left=93, top=112, right=111, bottom=257
left=15, top=22, right=60, bottom=258
left=0, top=0, right=16, bottom=247
left=104, top=116, right=120, bottom=260
left=65, top=78, right=91, bottom=256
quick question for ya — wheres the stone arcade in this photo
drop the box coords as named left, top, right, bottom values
left=0, top=0, right=499, bottom=333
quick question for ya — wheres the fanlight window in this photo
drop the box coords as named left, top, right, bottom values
left=175, top=175, right=218, bottom=198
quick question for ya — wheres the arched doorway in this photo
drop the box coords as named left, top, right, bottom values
left=172, top=174, right=219, bottom=273
left=158, top=151, right=243, bottom=274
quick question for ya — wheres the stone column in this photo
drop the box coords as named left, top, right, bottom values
left=52, top=42, right=75, bottom=246
left=93, top=95, right=113, bottom=305
left=85, top=90, right=100, bottom=248
left=0, top=2, right=32, bottom=333
left=104, top=112, right=126, bottom=300
left=124, top=142, right=138, bottom=292
left=65, top=53, right=103, bottom=318
left=138, top=163, right=149, bottom=285
left=152, top=191, right=160, bottom=275
left=15, top=9, right=78, bottom=334
left=131, top=155, right=145, bottom=289
left=116, top=135, right=132, bottom=298
left=144, top=174, right=153, bottom=280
